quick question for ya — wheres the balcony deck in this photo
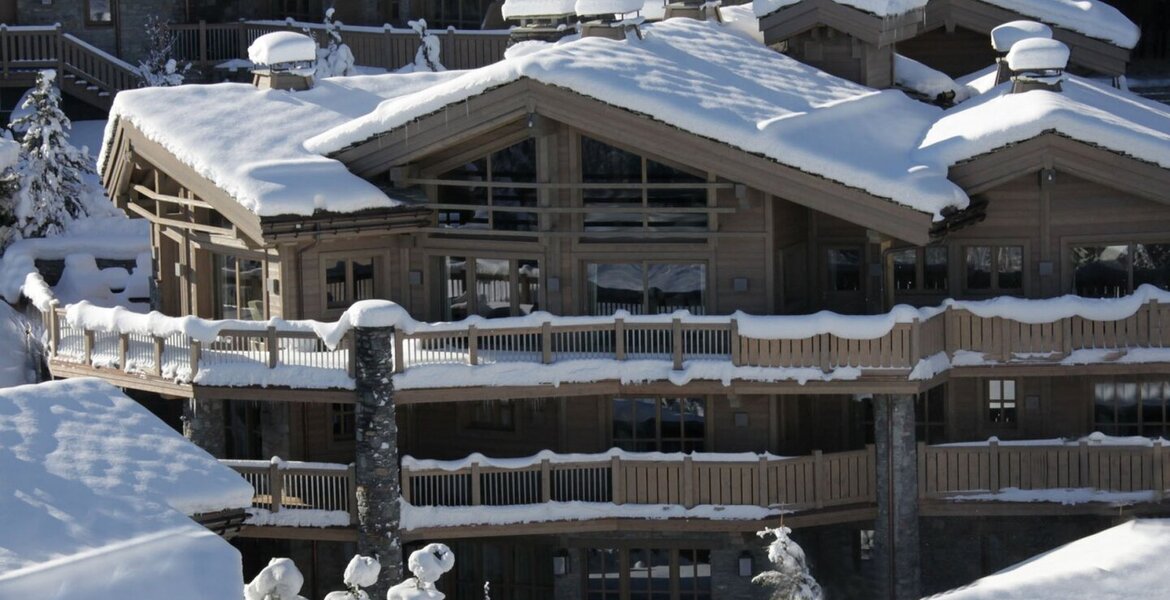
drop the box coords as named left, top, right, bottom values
left=42, top=291, right=1170, bottom=401
left=225, top=440, right=1170, bottom=540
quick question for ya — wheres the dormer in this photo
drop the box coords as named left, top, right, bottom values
left=248, top=31, right=317, bottom=92
left=503, top=0, right=579, bottom=43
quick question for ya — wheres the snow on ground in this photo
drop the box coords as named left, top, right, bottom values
left=101, top=71, right=462, bottom=217
left=0, top=378, right=250, bottom=599
left=67, top=120, right=108, bottom=167
left=927, top=519, right=1170, bottom=600
left=400, top=500, right=786, bottom=530
left=306, top=17, right=968, bottom=220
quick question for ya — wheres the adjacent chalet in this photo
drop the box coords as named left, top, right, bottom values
left=22, top=2, right=1170, bottom=598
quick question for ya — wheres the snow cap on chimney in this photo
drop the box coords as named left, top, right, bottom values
left=248, top=31, right=317, bottom=91
left=1005, top=38, right=1069, bottom=93
left=990, top=20, right=1052, bottom=54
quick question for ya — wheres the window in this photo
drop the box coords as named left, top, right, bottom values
left=580, top=136, right=709, bottom=234
left=1072, top=242, right=1170, bottom=298
left=271, top=0, right=324, bottom=22
left=859, top=385, right=946, bottom=444
left=331, top=403, right=355, bottom=442
left=214, top=254, right=264, bottom=320
left=827, top=248, right=861, bottom=292
left=612, top=398, right=706, bottom=452
left=441, top=256, right=540, bottom=320
left=1094, top=379, right=1170, bottom=437
left=889, top=246, right=948, bottom=293
left=586, top=263, right=706, bottom=315
left=324, top=256, right=378, bottom=311
left=86, top=0, right=114, bottom=25
left=436, top=139, right=537, bottom=232
left=586, top=548, right=711, bottom=600
left=987, top=379, right=1017, bottom=425
left=468, top=399, right=516, bottom=431
left=424, top=0, right=488, bottom=29
left=965, top=245, right=1023, bottom=292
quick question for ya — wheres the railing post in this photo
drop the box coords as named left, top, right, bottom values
left=393, top=329, right=405, bottom=373
left=399, top=463, right=410, bottom=503
left=198, top=20, right=208, bottom=68
left=730, top=318, right=741, bottom=366
left=266, top=326, right=278, bottom=368
left=866, top=443, right=876, bottom=502
left=347, top=463, right=359, bottom=523
left=1062, top=317, right=1073, bottom=356
left=470, top=461, right=481, bottom=505
left=1, top=24, right=8, bottom=79
left=54, top=23, right=63, bottom=79
left=1150, top=298, right=1162, bottom=347
left=269, top=460, right=283, bottom=513
left=118, top=333, right=128, bottom=369
left=1154, top=440, right=1164, bottom=502
left=682, top=455, right=694, bottom=508
left=944, top=305, right=956, bottom=357
left=153, top=336, right=164, bottom=376
left=672, top=317, right=683, bottom=370
left=999, top=317, right=1012, bottom=361
left=614, top=317, right=626, bottom=360
left=989, top=439, right=1001, bottom=493
left=757, top=455, right=768, bottom=507
left=540, top=458, right=551, bottom=503
left=467, top=324, right=478, bottom=366
left=541, top=321, right=552, bottom=364
left=83, top=329, right=94, bottom=365
left=819, top=333, right=832, bottom=372
left=910, top=318, right=921, bottom=367
left=917, top=442, right=927, bottom=499
left=189, top=338, right=201, bottom=374
left=237, top=20, right=248, bottom=60
left=611, top=455, right=624, bottom=505
left=813, top=449, right=825, bottom=508
left=382, top=24, right=394, bottom=70
left=49, top=305, right=60, bottom=356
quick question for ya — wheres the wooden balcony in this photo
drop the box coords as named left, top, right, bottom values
left=0, top=25, right=140, bottom=109
left=42, top=293, right=1170, bottom=400
left=224, top=441, right=1170, bottom=541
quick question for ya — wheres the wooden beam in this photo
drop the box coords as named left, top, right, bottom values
left=236, top=525, right=358, bottom=542
left=125, top=198, right=239, bottom=237
left=193, top=386, right=357, bottom=404
left=132, top=184, right=215, bottom=209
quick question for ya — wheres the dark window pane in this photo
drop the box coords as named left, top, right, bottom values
left=997, top=246, right=1023, bottom=289
left=475, top=258, right=512, bottom=318
left=324, top=259, right=347, bottom=311
left=517, top=260, right=540, bottom=315
left=925, top=246, right=948, bottom=291
left=966, top=247, right=992, bottom=290
left=828, top=249, right=861, bottom=292
left=1094, top=383, right=1116, bottom=428
left=892, top=248, right=917, bottom=291
left=1073, top=245, right=1129, bottom=298
left=1134, top=243, right=1170, bottom=291
left=352, top=258, right=375, bottom=302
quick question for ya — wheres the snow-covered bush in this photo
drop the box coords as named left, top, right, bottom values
left=323, top=554, right=381, bottom=600
left=245, top=557, right=310, bottom=600
left=137, top=16, right=191, bottom=87
left=752, top=527, right=824, bottom=600
left=314, top=8, right=356, bottom=79
left=7, top=70, right=98, bottom=242
left=387, top=543, right=456, bottom=600
left=402, top=19, right=445, bottom=73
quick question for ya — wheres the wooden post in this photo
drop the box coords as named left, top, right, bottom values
left=540, top=458, right=551, bottom=503
left=1150, top=298, right=1162, bottom=347
left=1, top=25, right=9, bottom=79
left=49, top=305, right=60, bottom=356
left=819, top=333, right=832, bottom=372
left=470, top=461, right=482, bottom=505
left=1154, top=440, right=1164, bottom=502
left=189, top=339, right=201, bottom=374
left=393, top=330, right=405, bottom=373
left=346, top=333, right=357, bottom=378
left=917, top=442, right=927, bottom=500
left=730, top=318, right=741, bottom=366
left=237, top=20, right=248, bottom=63
left=382, top=25, right=394, bottom=70
left=1062, top=317, right=1073, bottom=356
left=866, top=443, right=876, bottom=502
left=944, top=306, right=956, bottom=356
left=999, top=317, right=1012, bottom=361
left=611, top=455, right=624, bottom=505
left=989, top=439, right=1001, bottom=493
left=682, top=455, right=694, bottom=508
left=153, top=336, right=164, bottom=376
left=813, top=450, right=825, bottom=508
left=1079, top=439, right=1090, bottom=489
left=541, top=321, right=552, bottom=364
left=614, top=317, right=626, bottom=360
left=54, top=24, right=62, bottom=80
left=347, top=464, right=359, bottom=523
left=118, top=333, right=129, bottom=369
left=83, top=330, right=94, bottom=365
left=266, top=326, right=278, bottom=368
left=467, top=325, right=478, bottom=366
left=672, top=318, right=683, bottom=370
left=757, top=455, right=768, bottom=507
left=269, top=461, right=283, bottom=513
left=910, top=318, right=921, bottom=367
left=198, top=20, right=207, bottom=68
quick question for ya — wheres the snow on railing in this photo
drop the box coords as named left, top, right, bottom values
left=223, top=458, right=357, bottom=525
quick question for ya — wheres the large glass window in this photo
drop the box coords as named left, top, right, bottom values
left=678, top=549, right=712, bottom=600
left=827, top=248, right=861, bottom=292
left=1073, top=242, right=1170, bottom=298
left=436, top=139, right=537, bottom=232
left=586, top=263, right=706, bottom=315
left=586, top=549, right=621, bottom=600
left=965, top=245, right=1023, bottom=293
left=586, top=548, right=711, bottom=600
left=890, top=246, right=948, bottom=293
left=214, top=254, right=264, bottom=320
left=324, top=256, right=377, bottom=311
left=628, top=549, right=671, bottom=600
left=441, top=256, right=540, bottom=320
left=581, top=136, right=708, bottom=233
left=1094, top=379, right=1170, bottom=437
left=612, top=397, right=706, bottom=452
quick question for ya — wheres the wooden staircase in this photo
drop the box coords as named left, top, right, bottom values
left=0, top=24, right=139, bottom=111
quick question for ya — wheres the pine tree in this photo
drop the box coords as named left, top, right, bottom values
left=752, top=527, right=824, bottom=600
left=314, top=7, right=356, bottom=79
left=10, top=70, right=93, bottom=240
left=137, top=16, right=190, bottom=87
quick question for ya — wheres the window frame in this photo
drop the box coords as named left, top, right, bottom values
left=885, top=245, right=949, bottom=296
left=960, top=242, right=1027, bottom=295
left=583, top=547, right=712, bottom=600
left=1067, top=238, right=1170, bottom=298
left=611, top=397, right=708, bottom=453
left=1092, top=378, right=1169, bottom=437
left=429, top=137, right=540, bottom=233
left=986, top=379, right=1018, bottom=427
left=213, top=252, right=267, bottom=321
left=85, top=0, right=115, bottom=27
left=330, top=402, right=355, bottom=443
left=584, top=260, right=709, bottom=316
left=320, top=252, right=383, bottom=316
left=438, top=255, right=542, bottom=320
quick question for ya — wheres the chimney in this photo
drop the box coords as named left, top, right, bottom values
left=990, top=21, right=1052, bottom=85
left=577, top=0, right=644, bottom=39
left=1004, top=38, right=1070, bottom=93
left=247, top=31, right=317, bottom=91
left=664, top=0, right=722, bottom=22
left=504, top=0, right=579, bottom=43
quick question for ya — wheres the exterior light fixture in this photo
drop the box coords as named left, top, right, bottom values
left=553, top=550, right=570, bottom=576
left=738, top=551, right=753, bottom=577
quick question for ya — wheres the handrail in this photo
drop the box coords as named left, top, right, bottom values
left=224, top=459, right=357, bottom=523
left=0, top=24, right=138, bottom=107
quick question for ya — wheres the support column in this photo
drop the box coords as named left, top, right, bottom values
left=874, top=394, right=920, bottom=600
left=353, top=325, right=402, bottom=598
left=182, top=398, right=225, bottom=457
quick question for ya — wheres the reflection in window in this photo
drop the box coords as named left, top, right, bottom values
left=581, top=136, right=708, bottom=233
left=214, top=254, right=264, bottom=320
left=87, top=0, right=113, bottom=24
left=586, top=549, right=621, bottom=600
left=859, top=384, right=947, bottom=445
left=612, top=398, right=706, bottom=452
left=469, top=399, right=515, bottom=431
left=442, top=256, right=540, bottom=320
left=1095, top=379, right=1170, bottom=437
left=587, top=548, right=710, bottom=600
left=965, top=245, right=1023, bottom=292
left=988, top=379, right=1017, bottom=425
left=628, top=548, right=671, bottom=600
left=586, top=263, right=706, bottom=315
left=828, top=248, right=861, bottom=292
left=1074, top=242, right=1170, bottom=298
left=331, top=403, right=354, bottom=442
left=678, top=549, right=712, bottom=600
left=437, top=139, right=537, bottom=232
left=325, top=257, right=377, bottom=310
left=890, top=246, right=949, bottom=293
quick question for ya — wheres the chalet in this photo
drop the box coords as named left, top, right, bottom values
left=20, top=1, right=1170, bottom=599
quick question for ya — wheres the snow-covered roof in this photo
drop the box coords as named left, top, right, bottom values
left=576, top=0, right=645, bottom=16
left=894, top=54, right=970, bottom=102
left=976, top=0, right=1139, bottom=49
left=0, top=378, right=251, bottom=599
left=502, top=0, right=577, bottom=18
left=101, top=72, right=461, bottom=217
left=308, top=18, right=968, bottom=220
left=928, top=519, right=1170, bottom=600
left=919, top=74, right=1170, bottom=169
left=248, top=30, right=317, bottom=65
left=753, top=0, right=927, bottom=18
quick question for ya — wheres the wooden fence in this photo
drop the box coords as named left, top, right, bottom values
left=168, top=20, right=509, bottom=74
left=225, top=459, right=357, bottom=523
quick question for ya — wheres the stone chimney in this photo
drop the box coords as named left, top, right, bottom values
left=248, top=31, right=317, bottom=91
left=1005, top=38, right=1070, bottom=93
left=990, top=21, right=1052, bottom=86
left=664, top=0, right=722, bottom=22
left=577, top=0, right=644, bottom=39
left=503, top=0, right=579, bottom=44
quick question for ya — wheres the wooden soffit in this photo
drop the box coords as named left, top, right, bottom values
left=758, top=0, right=925, bottom=47
left=329, top=78, right=938, bottom=245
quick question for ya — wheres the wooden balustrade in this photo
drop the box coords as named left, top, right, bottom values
left=224, top=460, right=357, bottom=523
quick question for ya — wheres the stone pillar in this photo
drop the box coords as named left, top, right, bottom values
left=353, top=325, right=402, bottom=598
left=874, top=394, right=920, bottom=600
left=183, top=398, right=226, bottom=457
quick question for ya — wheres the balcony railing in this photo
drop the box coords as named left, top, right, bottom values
left=223, top=459, right=357, bottom=525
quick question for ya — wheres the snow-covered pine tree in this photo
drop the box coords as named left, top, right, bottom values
left=408, top=19, right=445, bottom=72
left=10, top=70, right=93, bottom=240
left=314, top=7, right=356, bottom=79
left=137, top=16, right=190, bottom=87
left=752, top=526, right=824, bottom=600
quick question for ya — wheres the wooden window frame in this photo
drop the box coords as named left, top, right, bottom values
left=1092, top=378, right=1168, bottom=437
left=584, top=260, right=710, bottom=316
left=1066, top=238, right=1170, bottom=298
left=214, top=252, right=267, bottom=321
left=429, top=137, right=539, bottom=233
left=330, top=402, right=355, bottom=442
left=85, top=0, right=115, bottom=27
left=886, top=245, right=949, bottom=296
left=582, top=547, right=712, bottom=600
left=960, top=243, right=1027, bottom=295
left=986, top=379, right=1018, bottom=427
left=438, top=255, right=542, bottom=320
left=320, top=253, right=382, bottom=316
left=610, top=397, right=708, bottom=453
